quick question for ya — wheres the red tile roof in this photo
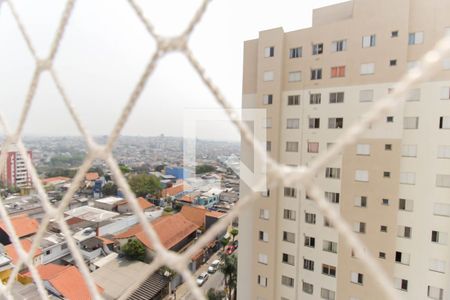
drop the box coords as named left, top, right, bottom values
left=4, top=240, right=42, bottom=264
left=117, top=197, right=154, bottom=210
left=135, top=214, right=198, bottom=250
left=179, top=194, right=195, bottom=203
left=47, top=266, right=103, bottom=299
left=115, top=213, right=199, bottom=251
left=161, top=183, right=191, bottom=197
left=85, top=172, right=99, bottom=181
left=0, top=214, right=39, bottom=238
left=180, top=206, right=207, bottom=228
left=23, top=263, right=69, bottom=280
left=42, top=177, right=70, bottom=185
left=205, top=211, right=225, bottom=219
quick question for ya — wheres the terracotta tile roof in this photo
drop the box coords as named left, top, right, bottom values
left=180, top=206, right=207, bottom=228
left=23, top=263, right=69, bottom=280
left=48, top=266, right=103, bottom=299
left=205, top=211, right=225, bottom=219
left=179, top=194, right=195, bottom=203
left=4, top=240, right=42, bottom=264
left=42, top=176, right=70, bottom=185
left=114, top=223, right=144, bottom=239
left=117, top=197, right=154, bottom=210
left=98, top=236, right=115, bottom=245
left=85, top=172, right=99, bottom=181
left=135, top=214, right=199, bottom=251
left=161, top=183, right=191, bottom=197
left=0, top=214, right=39, bottom=238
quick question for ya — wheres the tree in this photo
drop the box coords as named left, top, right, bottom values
left=219, top=254, right=237, bottom=300
left=102, top=182, right=118, bottom=196
left=207, top=288, right=226, bottom=300
left=128, top=174, right=161, bottom=197
left=230, top=228, right=238, bottom=241
left=155, top=164, right=166, bottom=172
left=122, top=239, right=146, bottom=261
left=195, top=164, right=215, bottom=174
left=119, top=163, right=131, bottom=174
left=220, top=237, right=229, bottom=251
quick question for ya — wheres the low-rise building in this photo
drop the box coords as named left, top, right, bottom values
left=0, top=214, right=39, bottom=245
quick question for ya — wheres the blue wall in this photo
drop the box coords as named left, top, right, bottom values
left=165, top=167, right=191, bottom=179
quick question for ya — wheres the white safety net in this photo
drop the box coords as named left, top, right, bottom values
left=0, top=0, right=450, bottom=300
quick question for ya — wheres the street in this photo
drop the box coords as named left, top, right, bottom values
left=182, top=269, right=224, bottom=300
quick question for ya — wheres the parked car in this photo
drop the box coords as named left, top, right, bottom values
left=232, top=240, right=238, bottom=249
left=208, top=259, right=221, bottom=273
left=225, top=244, right=236, bottom=255
left=196, top=272, right=209, bottom=286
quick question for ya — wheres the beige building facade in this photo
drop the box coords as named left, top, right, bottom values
left=238, top=0, right=450, bottom=299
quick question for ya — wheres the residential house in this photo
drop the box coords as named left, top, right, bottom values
left=117, top=197, right=155, bottom=213
left=0, top=214, right=39, bottom=245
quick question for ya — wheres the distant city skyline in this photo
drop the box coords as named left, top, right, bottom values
left=0, top=0, right=346, bottom=141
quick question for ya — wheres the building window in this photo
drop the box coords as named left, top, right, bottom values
left=438, top=145, right=450, bottom=158
left=353, top=222, right=366, bottom=234
left=432, top=231, right=448, bottom=245
left=283, top=209, right=296, bottom=221
left=399, top=198, right=413, bottom=211
left=439, top=116, right=450, bottom=129
left=264, top=46, right=275, bottom=57
left=440, top=87, right=450, bottom=100
left=394, top=278, right=408, bottom=291
left=400, top=172, right=416, bottom=185
left=286, top=118, right=300, bottom=129
left=382, top=198, right=389, bottom=205
left=263, top=71, right=274, bottom=81
left=360, top=63, right=375, bottom=75
left=395, top=251, right=410, bottom=265
left=429, top=259, right=446, bottom=273
left=307, top=142, right=319, bottom=153
left=427, top=286, right=444, bottom=300
left=328, top=118, right=343, bottom=129
left=259, top=231, right=269, bottom=242
left=259, top=209, right=269, bottom=220
left=408, top=32, right=424, bottom=45
left=380, top=225, right=388, bottom=232
left=331, top=66, right=346, bottom=78
left=311, top=68, right=322, bottom=80
left=434, top=203, right=450, bottom=217
left=266, top=141, right=271, bottom=152
left=359, top=89, right=374, bottom=102
left=383, top=171, right=391, bottom=178
left=323, top=240, right=337, bottom=253
left=312, top=43, right=323, bottom=55
left=325, top=192, right=340, bottom=204
left=305, top=212, right=316, bottom=224
left=288, top=71, right=301, bottom=82
left=322, top=264, right=336, bottom=277
left=302, top=282, right=314, bottom=295
left=263, top=94, right=273, bottom=105
left=385, top=144, right=392, bottom=150
left=287, top=95, right=300, bottom=105
left=391, top=30, right=399, bottom=38
left=258, top=253, right=268, bottom=265
left=257, top=275, right=268, bottom=287
left=329, top=92, right=344, bottom=103
left=355, top=170, right=369, bottom=182
left=309, top=118, right=320, bottom=129
left=286, top=142, right=299, bottom=152
left=304, top=236, right=315, bottom=248
left=331, top=39, right=347, bottom=52
left=284, top=187, right=297, bottom=197
left=406, top=88, right=421, bottom=101
left=362, top=34, right=376, bottom=48
left=351, top=272, right=364, bottom=285
left=310, top=93, right=321, bottom=104
left=404, top=116, right=419, bottom=129
left=398, top=225, right=412, bottom=238
left=379, top=252, right=386, bottom=259
left=436, top=174, right=450, bottom=188
left=356, top=144, right=370, bottom=155
left=325, top=167, right=340, bottom=179
left=281, top=275, right=294, bottom=287
left=283, top=231, right=295, bottom=243
left=303, top=258, right=314, bottom=270
left=390, top=59, right=397, bottom=66
left=289, top=47, right=302, bottom=58
left=355, top=196, right=367, bottom=207
left=386, top=116, right=394, bottom=123
left=401, top=144, right=417, bottom=157
left=320, top=288, right=336, bottom=300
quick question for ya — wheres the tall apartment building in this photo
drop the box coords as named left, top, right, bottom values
left=238, top=1, right=450, bottom=299
left=0, top=144, right=32, bottom=188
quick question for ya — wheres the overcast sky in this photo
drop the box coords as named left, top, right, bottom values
left=0, top=0, right=346, bottom=141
